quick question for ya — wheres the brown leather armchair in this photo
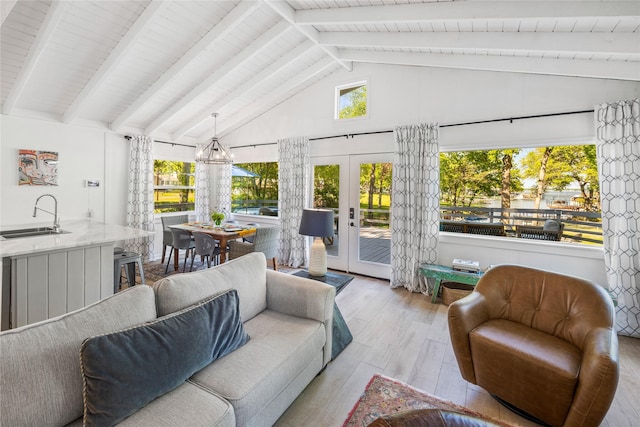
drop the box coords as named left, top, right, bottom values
left=448, top=265, right=618, bottom=427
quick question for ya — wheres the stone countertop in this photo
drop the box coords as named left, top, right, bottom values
left=0, top=220, right=152, bottom=258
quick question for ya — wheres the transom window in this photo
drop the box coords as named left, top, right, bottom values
left=335, top=81, right=367, bottom=120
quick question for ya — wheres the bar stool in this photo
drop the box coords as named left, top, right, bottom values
left=114, top=250, right=145, bottom=293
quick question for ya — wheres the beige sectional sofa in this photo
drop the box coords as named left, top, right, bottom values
left=1, top=252, right=336, bottom=426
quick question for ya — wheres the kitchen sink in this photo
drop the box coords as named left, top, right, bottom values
left=0, top=227, right=69, bottom=239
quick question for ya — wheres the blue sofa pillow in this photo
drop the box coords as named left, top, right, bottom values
left=80, top=289, right=249, bottom=426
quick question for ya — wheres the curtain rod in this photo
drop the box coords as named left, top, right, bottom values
left=229, top=108, right=594, bottom=150
left=124, top=135, right=196, bottom=149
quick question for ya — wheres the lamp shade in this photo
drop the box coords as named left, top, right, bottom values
left=299, top=209, right=334, bottom=238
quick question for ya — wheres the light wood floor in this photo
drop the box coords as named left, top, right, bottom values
left=275, top=273, right=640, bottom=427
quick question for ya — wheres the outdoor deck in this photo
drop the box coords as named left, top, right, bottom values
left=326, top=227, right=391, bottom=265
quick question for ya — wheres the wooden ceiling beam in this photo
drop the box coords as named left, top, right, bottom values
left=172, top=40, right=316, bottom=140
left=110, top=1, right=260, bottom=132
left=214, top=57, right=336, bottom=139
left=264, top=0, right=352, bottom=71
left=320, top=31, right=640, bottom=57
left=337, top=49, right=640, bottom=81
left=144, top=20, right=291, bottom=135
left=2, top=1, right=68, bottom=115
left=0, top=0, right=17, bottom=26
left=296, top=1, right=640, bottom=25
left=62, top=0, right=167, bottom=124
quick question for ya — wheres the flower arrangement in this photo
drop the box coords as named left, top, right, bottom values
left=211, top=212, right=225, bottom=226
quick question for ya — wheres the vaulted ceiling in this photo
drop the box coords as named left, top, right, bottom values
left=1, top=1, right=638, bottom=143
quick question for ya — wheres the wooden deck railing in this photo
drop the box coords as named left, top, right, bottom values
left=440, top=206, right=602, bottom=245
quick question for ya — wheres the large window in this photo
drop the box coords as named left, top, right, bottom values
left=231, top=162, right=279, bottom=216
left=153, top=160, right=195, bottom=213
left=335, top=81, right=367, bottom=120
left=440, top=144, right=602, bottom=245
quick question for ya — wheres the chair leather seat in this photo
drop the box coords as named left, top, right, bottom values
left=447, top=265, right=618, bottom=427
left=470, top=319, right=581, bottom=425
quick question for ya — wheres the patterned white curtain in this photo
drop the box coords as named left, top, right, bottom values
left=194, top=147, right=210, bottom=223
left=125, top=135, right=155, bottom=261
left=213, top=163, right=232, bottom=219
left=595, top=99, right=640, bottom=338
left=278, top=136, right=309, bottom=268
left=390, top=123, right=440, bottom=294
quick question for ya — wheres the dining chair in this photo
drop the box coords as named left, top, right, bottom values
left=243, top=222, right=260, bottom=243
left=228, top=226, right=279, bottom=270
left=190, top=232, right=221, bottom=271
left=165, top=228, right=196, bottom=273
left=160, top=215, right=189, bottom=263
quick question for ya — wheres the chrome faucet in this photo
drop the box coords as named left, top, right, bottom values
left=33, top=194, right=60, bottom=233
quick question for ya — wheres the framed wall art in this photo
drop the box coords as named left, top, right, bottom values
left=18, top=149, right=59, bottom=186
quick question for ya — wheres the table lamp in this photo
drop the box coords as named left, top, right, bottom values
left=299, top=208, right=334, bottom=277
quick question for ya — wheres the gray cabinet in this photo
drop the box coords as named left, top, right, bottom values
left=2, top=243, right=113, bottom=330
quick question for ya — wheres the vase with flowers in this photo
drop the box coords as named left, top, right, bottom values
left=211, top=212, right=225, bottom=226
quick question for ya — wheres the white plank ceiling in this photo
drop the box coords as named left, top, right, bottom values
left=1, top=0, right=639, bottom=143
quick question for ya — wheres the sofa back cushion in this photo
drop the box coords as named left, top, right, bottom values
left=476, top=265, right=615, bottom=349
left=0, top=286, right=157, bottom=427
left=154, top=252, right=267, bottom=320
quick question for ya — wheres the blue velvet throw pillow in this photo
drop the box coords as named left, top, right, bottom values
left=80, top=289, right=249, bottom=427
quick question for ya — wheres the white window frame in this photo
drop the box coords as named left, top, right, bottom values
left=335, top=80, right=368, bottom=121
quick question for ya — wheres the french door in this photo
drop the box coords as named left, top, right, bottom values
left=311, top=154, right=392, bottom=279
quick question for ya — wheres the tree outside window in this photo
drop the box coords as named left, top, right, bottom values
left=336, top=81, right=367, bottom=119
left=154, top=160, right=195, bottom=213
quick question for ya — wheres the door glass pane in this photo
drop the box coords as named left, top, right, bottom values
left=313, top=164, right=339, bottom=257
left=359, top=162, right=392, bottom=265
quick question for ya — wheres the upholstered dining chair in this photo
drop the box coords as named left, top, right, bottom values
left=243, top=222, right=260, bottom=243
left=228, top=226, right=279, bottom=270
left=160, top=215, right=189, bottom=263
left=164, top=228, right=196, bottom=273
left=190, top=232, right=220, bottom=271
left=448, top=265, right=618, bottom=427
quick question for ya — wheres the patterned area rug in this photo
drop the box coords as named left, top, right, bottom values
left=343, top=374, right=513, bottom=427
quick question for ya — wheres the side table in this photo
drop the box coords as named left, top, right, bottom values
left=293, top=270, right=354, bottom=360
left=419, top=264, right=483, bottom=303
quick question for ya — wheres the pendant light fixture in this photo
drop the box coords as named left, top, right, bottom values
left=195, top=113, right=233, bottom=164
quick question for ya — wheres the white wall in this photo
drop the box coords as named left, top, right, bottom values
left=224, top=63, right=640, bottom=160
left=1, top=115, right=120, bottom=226
left=222, top=63, right=640, bottom=285
left=0, top=115, right=197, bottom=230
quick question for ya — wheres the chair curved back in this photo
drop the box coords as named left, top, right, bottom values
left=475, top=265, right=613, bottom=348
left=251, top=226, right=280, bottom=259
left=228, top=226, right=279, bottom=260
left=244, top=222, right=260, bottom=243
left=170, top=228, right=193, bottom=250
left=161, top=215, right=189, bottom=246
left=193, top=232, right=218, bottom=258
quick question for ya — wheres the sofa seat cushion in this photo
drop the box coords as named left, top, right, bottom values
left=470, top=319, right=581, bottom=426
left=65, top=382, right=235, bottom=427
left=0, top=286, right=157, bottom=427
left=190, top=309, right=326, bottom=426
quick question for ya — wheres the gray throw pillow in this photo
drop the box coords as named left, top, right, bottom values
left=80, top=289, right=249, bottom=427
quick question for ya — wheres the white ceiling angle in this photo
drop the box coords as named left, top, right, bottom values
left=0, top=0, right=637, bottom=141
